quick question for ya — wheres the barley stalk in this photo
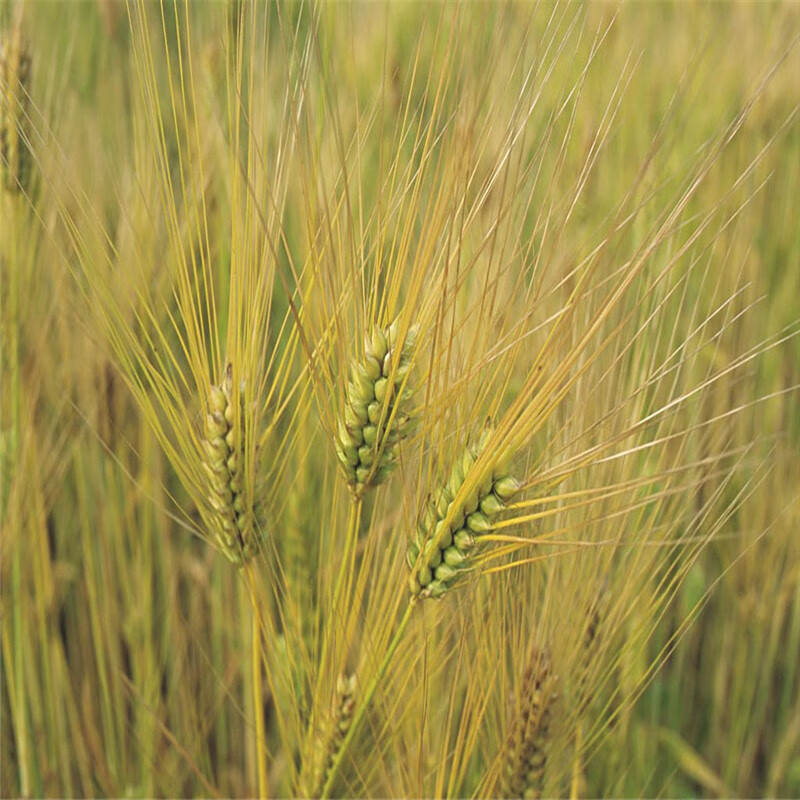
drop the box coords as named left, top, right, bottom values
left=1, top=18, right=31, bottom=794
left=320, top=601, right=415, bottom=800
left=571, top=593, right=604, bottom=799
left=245, top=564, right=269, bottom=799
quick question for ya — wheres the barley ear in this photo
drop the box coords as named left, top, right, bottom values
left=502, top=650, right=556, bottom=800
left=407, top=426, right=520, bottom=599
left=204, top=362, right=261, bottom=565
left=336, top=320, right=417, bottom=497
left=0, top=21, right=32, bottom=195
left=301, top=673, right=358, bottom=798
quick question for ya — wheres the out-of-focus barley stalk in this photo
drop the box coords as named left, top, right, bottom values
left=245, top=562, right=269, bottom=799
left=570, top=598, right=601, bottom=799
left=320, top=600, right=416, bottom=799
left=1, top=11, right=32, bottom=793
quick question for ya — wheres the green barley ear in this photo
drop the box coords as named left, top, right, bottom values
left=0, top=21, right=32, bottom=194
left=301, top=673, right=358, bottom=799
left=406, top=425, right=520, bottom=599
left=336, top=320, right=417, bottom=497
left=502, top=649, right=556, bottom=800
left=204, top=362, right=261, bottom=565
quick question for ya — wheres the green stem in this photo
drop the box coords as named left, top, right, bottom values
left=570, top=721, right=584, bottom=800
left=320, top=600, right=416, bottom=800
left=11, top=540, right=28, bottom=797
left=315, top=497, right=362, bottom=699
left=7, top=194, right=29, bottom=797
left=246, top=564, right=269, bottom=799
left=333, top=497, right=362, bottom=614
left=299, top=495, right=363, bottom=795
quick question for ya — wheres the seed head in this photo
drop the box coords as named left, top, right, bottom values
left=204, top=363, right=261, bottom=565
left=407, top=426, right=520, bottom=599
left=336, top=320, right=417, bottom=497
left=502, top=650, right=555, bottom=800
left=0, top=23, right=31, bottom=194
left=301, top=673, right=358, bottom=798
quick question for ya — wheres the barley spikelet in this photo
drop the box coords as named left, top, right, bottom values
left=502, top=650, right=556, bottom=800
left=336, top=320, right=416, bottom=497
left=406, top=426, right=520, bottom=599
left=301, top=673, right=358, bottom=798
left=204, top=363, right=260, bottom=565
left=0, top=21, right=31, bottom=194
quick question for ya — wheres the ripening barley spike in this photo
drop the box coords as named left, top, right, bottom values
left=406, top=425, right=521, bottom=599
left=204, top=362, right=261, bottom=565
left=502, top=650, right=556, bottom=800
left=0, top=22, right=32, bottom=194
left=336, top=319, right=417, bottom=497
left=301, top=673, right=358, bottom=798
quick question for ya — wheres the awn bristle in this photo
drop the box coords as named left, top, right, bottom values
left=0, top=23, right=31, bottom=194
left=204, top=363, right=260, bottom=565
left=336, top=320, right=416, bottom=497
left=301, top=673, right=358, bottom=799
left=406, top=426, right=520, bottom=599
left=502, top=649, right=555, bottom=800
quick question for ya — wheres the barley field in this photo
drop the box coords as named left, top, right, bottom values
left=1, top=2, right=798, bottom=798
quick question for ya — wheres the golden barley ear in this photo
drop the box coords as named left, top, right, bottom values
left=204, top=362, right=261, bottom=565
left=336, top=320, right=417, bottom=497
left=0, top=21, right=32, bottom=195
left=300, top=673, right=358, bottom=799
left=502, top=649, right=556, bottom=800
left=407, top=425, right=520, bottom=599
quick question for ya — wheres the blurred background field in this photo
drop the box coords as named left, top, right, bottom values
left=1, top=1, right=798, bottom=798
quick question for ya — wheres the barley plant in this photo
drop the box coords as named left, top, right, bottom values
left=1, top=1, right=798, bottom=798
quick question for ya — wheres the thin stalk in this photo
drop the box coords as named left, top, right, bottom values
left=11, top=539, right=28, bottom=797
left=76, top=452, right=120, bottom=777
left=246, top=563, right=268, bottom=800
left=320, top=600, right=416, bottom=800
left=138, top=423, right=157, bottom=797
left=571, top=722, right=584, bottom=800
left=315, top=496, right=362, bottom=705
left=334, top=498, right=363, bottom=615
left=7, top=195, right=29, bottom=796
left=298, top=495, right=363, bottom=795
